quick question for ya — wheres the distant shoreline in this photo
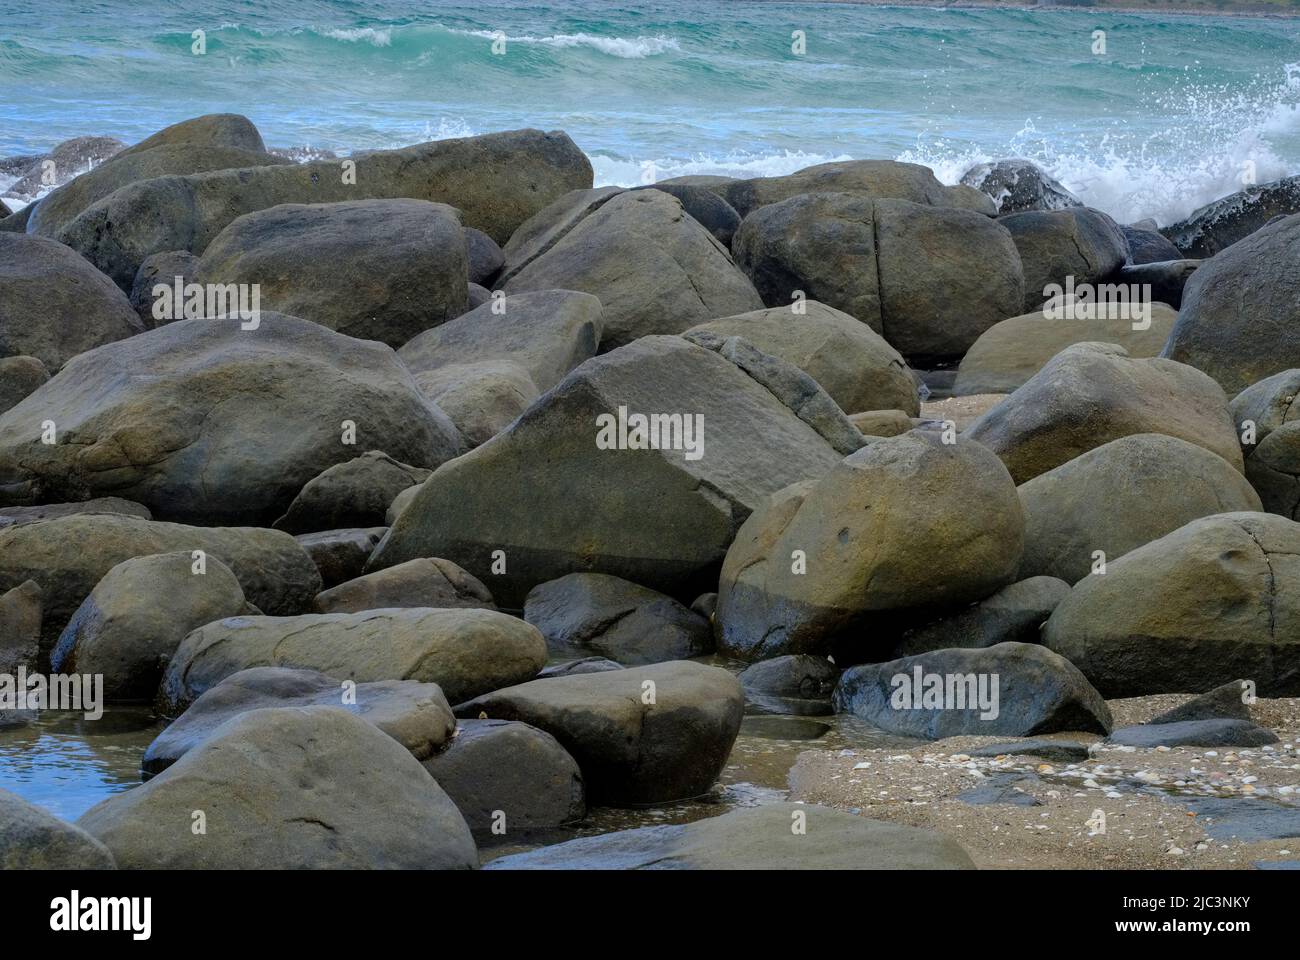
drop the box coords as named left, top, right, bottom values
left=784, top=0, right=1300, bottom=19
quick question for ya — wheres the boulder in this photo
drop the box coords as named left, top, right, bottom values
left=523, top=573, right=712, bottom=666
left=890, top=576, right=1070, bottom=657
left=952, top=303, right=1178, bottom=397
left=1042, top=512, right=1300, bottom=697
left=0, top=580, right=40, bottom=674
left=1122, top=225, right=1183, bottom=264
left=966, top=739, right=1090, bottom=763
left=295, top=527, right=387, bottom=589
left=536, top=657, right=624, bottom=679
left=0, top=356, right=48, bottom=416
left=159, top=606, right=547, bottom=713
left=1016, top=434, right=1261, bottom=584
left=833, top=642, right=1113, bottom=738
left=738, top=654, right=839, bottom=716
left=963, top=343, right=1242, bottom=484
left=464, top=227, right=504, bottom=286
left=504, top=189, right=762, bottom=350
left=26, top=116, right=280, bottom=238
left=959, top=159, right=1081, bottom=214
left=0, top=314, right=464, bottom=524
left=50, top=551, right=252, bottom=702
left=1231, top=369, right=1300, bottom=519
left=848, top=409, right=914, bottom=437
left=633, top=183, right=742, bottom=246
left=1106, top=719, right=1279, bottom=749
left=398, top=289, right=603, bottom=395
left=684, top=301, right=919, bottom=416
left=410, top=360, right=539, bottom=448
left=141, top=667, right=457, bottom=776
left=456, top=661, right=743, bottom=804
left=872, top=198, right=1023, bottom=359
left=422, top=718, right=585, bottom=831
left=1117, top=260, right=1199, bottom=309
left=1162, top=175, right=1300, bottom=258
left=0, top=497, right=150, bottom=529
left=385, top=483, right=422, bottom=526
left=128, top=250, right=200, bottom=326
left=0, top=787, right=115, bottom=869
left=366, top=335, right=846, bottom=607
left=1148, top=680, right=1253, bottom=725
left=999, top=208, right=1128, bottom=314
left=720, top=159, right=974, bottom=218
left=1164, top=214, right=1300, bottom=394
left=0, top=514, right=319, bottom=656
left=0, top=233, right=145, bottom=370
left=58, top=128, right=593, bottom=289
left=466, top=282, right=491, bottom=309
left=498, top=186, right=622, bottom=283
left=485, top=802, right=975, bottom=870
left=274, top=451, right=431, bottom=534
left=6, top=135, right=126, bottom=199
left=314, top=557, right=495, bottom=615
left=78, top=706, right=477, bottom=869
left=716, top=431, right=1023, bottom=661
left=194, top=200, right=468, bottom=346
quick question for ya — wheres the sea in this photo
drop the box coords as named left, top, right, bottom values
left=2, top=0, right=1300, bottom=225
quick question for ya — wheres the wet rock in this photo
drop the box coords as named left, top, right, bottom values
left=964, top=342, right=1242, bottom=484
left=1162, top=175, right=1300, bottom=258
left=1106, top=719, right=1279, bottom=749
left=142, top=667, right=456, bottom=776
left=833, top=642, right=1113, bottom=738
left=0, top=787, right=115, bottom=869
left=456, top=661, right=743, bottom=805
left=959, top=159, right=1081, bottom=214
left=485, top=802, right=975, bottom=869
left=50, top=551, right=251, bottom=702
left=422, top=718, right=585, bottom=831
left=1117, top=259, right=1199, bottom=309
left=1149, top=680, right=1253, bottom=725
left=524, top=573, right=712, bottom=666
left=159, top=607, right=546, bottom=713
left=314, top=557, right=495, bottom=615
left=79, top=706, right=477, bottom=869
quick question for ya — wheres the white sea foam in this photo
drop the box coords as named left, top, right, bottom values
left=451, top=29, right=680, bottom=59
left=322, top=27, right=393, bottom=46
left=591, top=149, right=854, bottom=187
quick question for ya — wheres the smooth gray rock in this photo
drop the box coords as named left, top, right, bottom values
left=0, top=580, right=40, bottom=674
left=142, top=667, right=457, bottom=776
left=1106, top=719, right=1279, bottom=748
left=314, top=557, right=495, bottom=615
left=0, top=356, right=48, bottom=416
left=966, top=739, right=1091, bottom=763
left=1230, top=368, right=1300, bottom=519
left=275, top=452, right=431, bottom=534
left=1149, top=680, right=1253, bottom=725
left=891, top=576, right=1070, bottom=656
left=422, top=718, right=585, bottom=831
left=0, top=497, right=151, bottom=529
left=484, top=802, right=975, bottom=869
left=79, top=706, right=477, bottom=869
left=0, top=787, right=115, bottom=869
left=535, top=657, right=624, bottom=679
left=295, top=527, right=386, bottom=589
left=999, top=207, right=1128, bottom=314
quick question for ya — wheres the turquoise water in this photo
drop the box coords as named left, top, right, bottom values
left=2, top=1, right=1300, bottom=223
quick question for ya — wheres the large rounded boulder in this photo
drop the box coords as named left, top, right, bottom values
left=1017, top=434, right=1262, bottom=583
left=1163, top=213, right=1300, bottom=395
left=503, top=189, right=762, bottom=350
left=715, top=430, right=1024, bottom=662
left=999, top=207, right=1128, bottom=314
left=193, top=200, right=468, bottom=346
left=964, top=342, right=1242, bottom=484
left=78, top=706, right=477, bottom=869
left=0, top=314, right=464, bottom=524
left=1231, top=369, right=1300, bottom=519
left=0, top=233, right=145, bottom=370
left=1042, top=512, right=1300, bottom=697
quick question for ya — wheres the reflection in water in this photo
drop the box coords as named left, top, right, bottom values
left=0, top=707, right=164, bottom=821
